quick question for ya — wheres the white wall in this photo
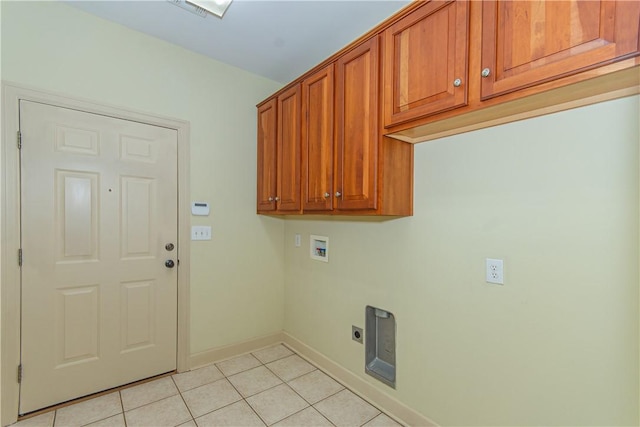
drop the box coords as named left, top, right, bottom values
left=1, top=1, right=284, bottom=354
left=284, top=96, right=640, bottom=426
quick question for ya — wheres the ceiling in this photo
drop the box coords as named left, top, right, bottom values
left=66, top=0, right=411, bottom=84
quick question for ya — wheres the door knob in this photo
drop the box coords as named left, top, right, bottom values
left=165, top=243, right=175, bottom=251
left=165, top=259, right=175, bottom=268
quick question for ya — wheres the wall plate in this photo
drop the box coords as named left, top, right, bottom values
left=310, top=235, right=329, bottom=262
left=352, top=325, right=363, bottom=343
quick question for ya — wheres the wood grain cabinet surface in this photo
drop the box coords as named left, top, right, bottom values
left=383, top=0, right=470, bottom=127
left=299, top=39, right=413, bottom=216
left=480, top=0, right=640, bottom=99
left=256, top=98, right=277, bottom=213
left=301, top=64, right=334, bottom=212
left=261, top=37, right=413, bottom=216
left=335, top=37, right=380, bottom=211
left=256, top=85, right=301, bottom=214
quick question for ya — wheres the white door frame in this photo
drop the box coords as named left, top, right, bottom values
left=1, top=82, right=191, bottom=426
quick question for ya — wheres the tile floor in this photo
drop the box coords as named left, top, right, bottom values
left=13, top=345, right=403, bottom=427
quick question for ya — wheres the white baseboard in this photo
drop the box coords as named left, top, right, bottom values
left=282, top=332, right=438, bottom=427
left=188, top=331, right=284, bottom=369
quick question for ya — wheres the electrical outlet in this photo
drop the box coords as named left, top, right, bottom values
left=486, top=258, right=504, bottom=285
left=352, top=326, right=363, bottom=343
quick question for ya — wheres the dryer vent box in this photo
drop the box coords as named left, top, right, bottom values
left=365, top=306, right=396, bottom=388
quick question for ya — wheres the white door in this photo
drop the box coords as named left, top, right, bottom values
left=19, top=101, right=178, bottom=414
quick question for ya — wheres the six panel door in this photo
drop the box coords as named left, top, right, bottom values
left=19, top=101, right=178, bottom=413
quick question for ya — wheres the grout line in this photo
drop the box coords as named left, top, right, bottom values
left=311, top=387, right=345, bottom=406
left=244, top=398, right=269, bottom=427
left=120, top=392, right=183, bottom=418
left=252, top=346, right=295, bottom=365
left=171, top=375, right=197, bottom=425
left=283, top=371, right=319, bottom=406
left=358, top=411, right=381, bottom=427
left=118, top=391, right=127, bottom=427
left=217, top=369, right=268, bottom=426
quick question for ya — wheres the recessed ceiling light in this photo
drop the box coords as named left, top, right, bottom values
left=186, top=0, right=233, bottom=18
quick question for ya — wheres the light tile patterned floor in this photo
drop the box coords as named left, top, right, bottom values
left=13, top=345, right=403, bottom=427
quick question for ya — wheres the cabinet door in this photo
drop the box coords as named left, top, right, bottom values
left=276, top=85, right=302, bottom=212
left=302, top=65, right=334, bottom=212
left=336, top=37, right=379, bottom=211
left=256, top=98, right=277, bottom=212
left=383, top=0, right=469, bottom=127
left=481, top=0, right=640, bottom=99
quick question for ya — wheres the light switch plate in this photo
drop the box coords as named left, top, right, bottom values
left=191, top=226, right=211, bottom=240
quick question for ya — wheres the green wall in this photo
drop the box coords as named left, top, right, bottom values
left=1, top=0, right=285, bottom=354
left=284, top=96, right=640, bottom=426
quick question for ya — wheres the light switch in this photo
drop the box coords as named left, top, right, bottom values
left=295, top=234, right=301, bottom=247
left=191, top=226, right=211, bottom=240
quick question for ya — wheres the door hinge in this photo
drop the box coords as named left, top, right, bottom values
left=18, top=248, right=23, bottom=267
left=17, top=130, right=22, bottom=149
left=17, top=364, right=23, bottom=383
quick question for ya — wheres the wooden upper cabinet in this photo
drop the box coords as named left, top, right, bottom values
left=256, top=98, right=277, bottom=213
left=302, top=64, right=334, bottom=212
left=383, top=0, right=470, bottom=128
left=276, top=84, right=302, bottom=212
left=481, top=0, right=640, bottom=99
left=336, top=37, right=379, bottom=211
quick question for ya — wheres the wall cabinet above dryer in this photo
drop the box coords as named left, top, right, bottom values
left=382, top=0, right=470, bottom=127
left=480, top=0, right=640, bottom=99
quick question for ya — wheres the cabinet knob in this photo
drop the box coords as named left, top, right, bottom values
left=324, top=192, right=330, bottom=198
left=453, top=78, right=462, bottom=87
left=481, top=68, right=491, bottom=78
left=268, top=197, right=274, bottom=202
left=335, top=191, right=342, bottom=198
left=275, top=196, right=280, bottom=201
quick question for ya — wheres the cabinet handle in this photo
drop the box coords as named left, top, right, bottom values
left=481, top=68, right=491, bottom=78
left=335, top=191, right=342, bottom=198
left=453, top=78, right=462, bottom=87
left=275, top=196, right=280, bottom=201
left=268, top=197, right=274, bottom=202
left=324, top=192, right=330, bottom=198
